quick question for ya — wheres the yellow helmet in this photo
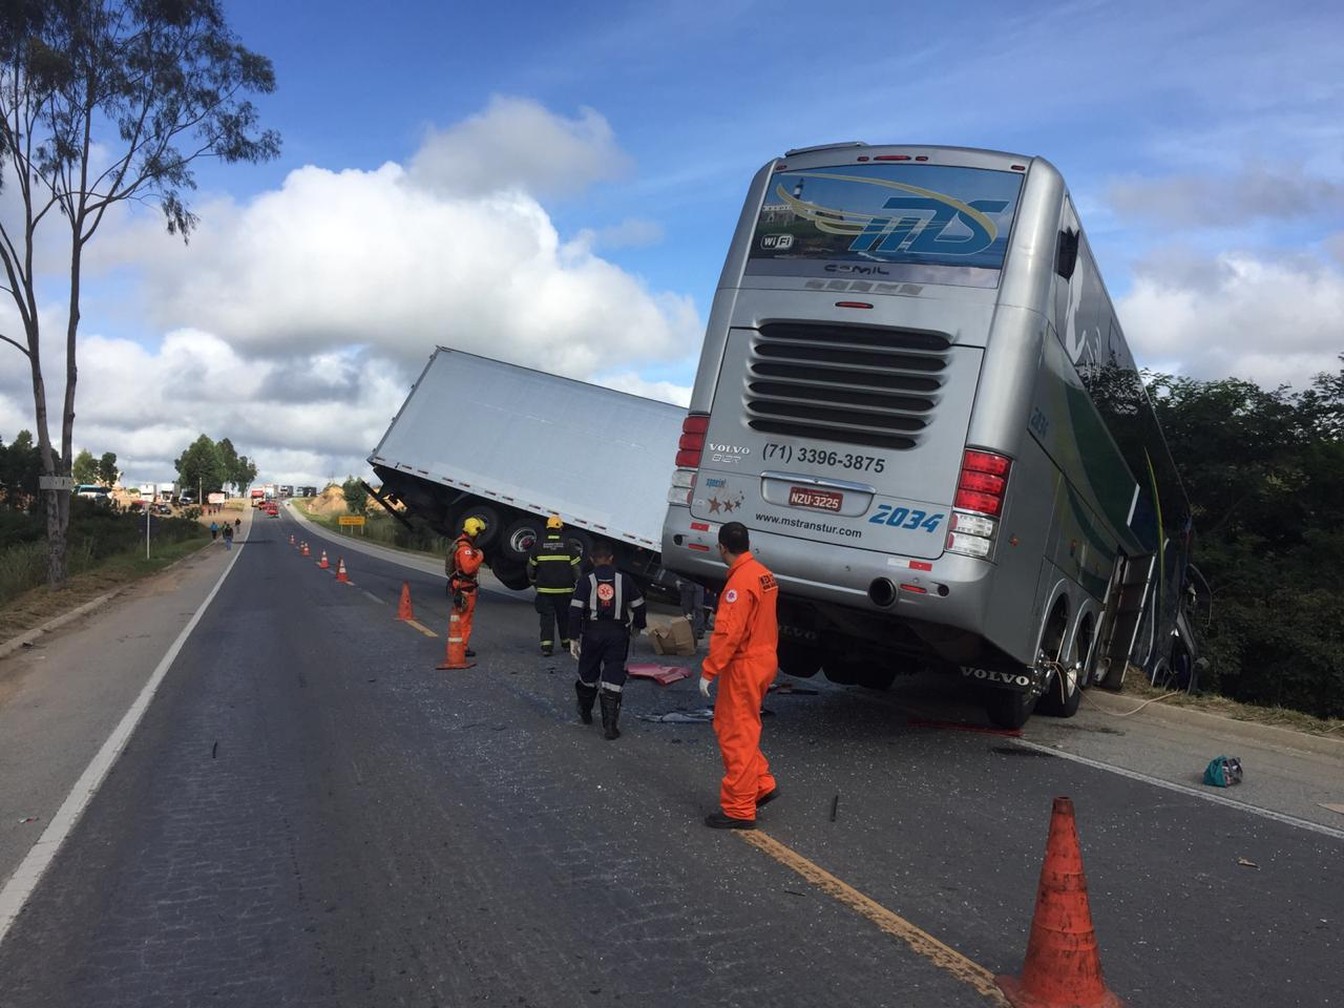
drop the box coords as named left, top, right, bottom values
left=546, top=513, right=563, bottom=530
left=462, top=516, right=486, bottom=536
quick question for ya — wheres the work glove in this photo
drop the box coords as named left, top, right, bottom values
left=699, top=676, right=712, bottom=698
left=569, top=639, right=581, bottom=660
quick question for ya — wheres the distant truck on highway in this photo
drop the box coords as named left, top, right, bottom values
left=367, top=347, right=686, bottom=592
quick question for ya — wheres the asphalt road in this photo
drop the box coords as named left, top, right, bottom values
left=0, top=506, right=1340, bottom=1007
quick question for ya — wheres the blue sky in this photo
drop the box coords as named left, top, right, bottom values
left=2, top=0, right=1341, bottom=487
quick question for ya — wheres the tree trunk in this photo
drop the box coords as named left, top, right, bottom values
left=44, top=489, right=71, bottom=587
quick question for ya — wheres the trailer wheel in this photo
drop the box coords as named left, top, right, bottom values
left=491, top=558, right=531, bottom=591
left=565, top=529, right=594, bottom=563
left=452, top=502, right=499, bottom=548
left=500, top=516, right=542, bottom=564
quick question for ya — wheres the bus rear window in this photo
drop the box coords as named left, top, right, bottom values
left=746, top=163, right=1023, bottom=288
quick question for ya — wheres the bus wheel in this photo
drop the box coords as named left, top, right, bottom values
left=822, top=659, right=862, bottom=686
left=1036, top=663, right=1081, bottom=717
left=777, top=640, right=822, bottom=679
left=857, top=667, right=897, bottom=691
left=986, top=689, right=1037, bottom=730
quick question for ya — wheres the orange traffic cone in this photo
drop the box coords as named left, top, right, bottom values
left=300, top=541, right=310, bottom=557
left=396, top=581, right=414, bottom=620
left=318, top=550, right=329, bottom=570
left=436, top=607, right=475, bottom=670
left=335, top=557, right=349, bottom=583
left=996, top=797, right=1125, bottom=1008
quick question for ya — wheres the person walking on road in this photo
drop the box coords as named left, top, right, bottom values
left=528, top=514, right=581, bottom=656
left=568, top=539, right=646, bottom=740
left=222, top=523, right=234, bottom=550
left=209, top=520, right=219, bottom=541
left=699, top=521, right=779, bottom=830
left=449, top=517, right=487, bottom=658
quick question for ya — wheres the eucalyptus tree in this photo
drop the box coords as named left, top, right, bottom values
left=0, top=0, right=279, bottom=585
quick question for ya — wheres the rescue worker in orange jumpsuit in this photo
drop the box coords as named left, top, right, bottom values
left=699, top=521, right=779, bottom=829
left=449, top=516, right=487, bottom=657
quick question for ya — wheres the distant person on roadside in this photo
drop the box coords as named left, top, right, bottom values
left=527, top=514, right=581, bottom=656
left=222, top=523, right=233, bottom=550
left=677, top=576, right=707, bottom=641
left=449, top=517, right=487, bottom=658
left=699, top=521, right=779, bottom=830
left=209, top=520, right=219, bottom=541
left=234, top=517, right=241, bottom=534
left=568, top=539, right=646, bottom=740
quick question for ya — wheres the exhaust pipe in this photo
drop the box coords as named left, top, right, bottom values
left=868, top=577, right=897, bottom=608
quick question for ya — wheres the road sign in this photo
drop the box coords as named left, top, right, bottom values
left=39, top=475, right=76, bottom=491
left=338, top=515, right=366, bottom=527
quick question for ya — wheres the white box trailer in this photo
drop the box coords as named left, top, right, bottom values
left=368, top=347, right=686, bottom=591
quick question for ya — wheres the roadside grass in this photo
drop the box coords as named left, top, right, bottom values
left=0, top=534, right=209, bottom=644
left=1118, top=673, right=1343, bottom=739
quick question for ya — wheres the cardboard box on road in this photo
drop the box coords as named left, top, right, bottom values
left=650, top=616, right=696, bottom=656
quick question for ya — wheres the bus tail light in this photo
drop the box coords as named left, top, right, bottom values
left=947, top=450, right=1012, bottom=558
left=674, top=413, right=709, bottom=469
left=669, top=413, right=709, bottom=507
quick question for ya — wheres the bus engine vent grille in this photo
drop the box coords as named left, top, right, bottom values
left=745, top=323, right=950, bottom=450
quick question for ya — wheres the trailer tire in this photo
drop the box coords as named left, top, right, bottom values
left=500, top=516, right=543, bottom=564
left=565, top=529, right=594, bottom=563
left=453, top=502, right=499, bottom=548
left=491, top=558, right=531, bottom=591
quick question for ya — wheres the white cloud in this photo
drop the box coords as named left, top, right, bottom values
left=1119, top=249, right=1344, bottom=389
left=408, top=95, right=630, bottom=199
left=0, top=98, right=701, bottom=487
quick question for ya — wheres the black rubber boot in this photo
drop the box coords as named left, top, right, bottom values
left=575, top=680, right=597, bottom=725
left=599, top=690, right=622, bottom=741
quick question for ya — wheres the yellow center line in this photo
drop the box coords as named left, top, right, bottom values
left=401, top=618, right=438, bottom=638
left=738, top=830, right=1009, bottom=1004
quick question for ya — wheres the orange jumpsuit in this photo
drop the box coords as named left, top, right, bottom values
left=450, top=533, right=484, bottom=650
left=702, top=551, right=779, bottom=820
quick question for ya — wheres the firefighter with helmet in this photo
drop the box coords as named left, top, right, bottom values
left=449, top=516, right=487, bottom=657
left=527, top=514, right=581, bottom=656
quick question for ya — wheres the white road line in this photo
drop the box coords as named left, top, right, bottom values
left=1015, top=739, right=1344, bottom=841
left=0, top=547, right=243, bottom=947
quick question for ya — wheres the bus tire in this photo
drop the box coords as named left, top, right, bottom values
left=1036, top=665, right=1082, bottom=717
left=823, top=659, right=863, bottom=686
left=986, top=689, right=1037, bottom=730
left=777, top=641, right=822, bottom=679
left=857, top=667, right=897, bottom=691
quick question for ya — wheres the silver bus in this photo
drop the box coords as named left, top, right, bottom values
left=661, top=143, right=1199, bottom=728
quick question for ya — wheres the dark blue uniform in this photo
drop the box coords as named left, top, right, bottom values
left=568, top=561, right=645, bottom=739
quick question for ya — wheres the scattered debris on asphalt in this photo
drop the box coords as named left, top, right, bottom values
left=637, top=708, right=714, bottom=723
left=626, top=663, right=693, bottom=685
